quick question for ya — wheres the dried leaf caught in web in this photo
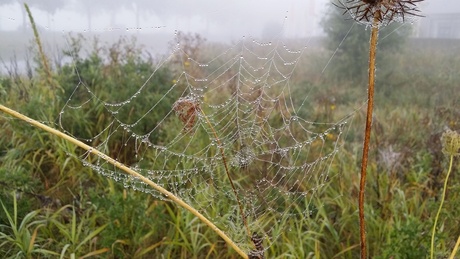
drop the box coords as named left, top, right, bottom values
left=173, top=97, right=201, bottom=132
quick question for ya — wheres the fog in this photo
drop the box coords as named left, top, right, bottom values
left=0, top=1, right=457, bottom=42
left=0, top=0, right=458, bottom=71
left=0, top=0, right=331, bottom=39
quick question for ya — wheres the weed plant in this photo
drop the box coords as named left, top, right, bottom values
left=1, top=5, right=459, bottom=258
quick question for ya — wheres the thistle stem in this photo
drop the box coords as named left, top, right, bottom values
left=359, top=16, right=379, bottom=259
left=431, top=154, right=454, bottom=259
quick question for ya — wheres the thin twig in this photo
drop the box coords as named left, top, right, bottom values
left=200, top=108, right=251, bottom=238
left=449, top=232, right=460, bottom=259
left=359, top=16, right=379, bottom=259
left=0, top=104, right=249, bottom=259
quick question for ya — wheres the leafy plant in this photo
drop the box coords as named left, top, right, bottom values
left=0, top=192, right=58, bottom=258
left=321, top=4, right=409, bottom=83
left=2, top=2, right=460, bottom=258
left=431, top=129, right=460, bottom=259
left=47, top=204, right=109, bottom=258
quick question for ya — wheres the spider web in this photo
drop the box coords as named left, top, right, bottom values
left=56, top=8, right=356, bottom=255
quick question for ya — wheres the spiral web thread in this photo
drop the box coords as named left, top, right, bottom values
left=58, top=31, right=353, bottom=253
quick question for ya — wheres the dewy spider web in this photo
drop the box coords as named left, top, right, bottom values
left=58, top=29, right=353, bottom=253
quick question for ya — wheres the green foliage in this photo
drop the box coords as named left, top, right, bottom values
left=57, top=36, right=178, bottom=165
left=0, top=192, right=59, bottom=258
left=321, top=4, right=410, bottom=83
left=47, top=205, right=109, bottom=258
left=90, top=189, right=169, bottom=257
left=0, top=28, right=458, bottom=258
left=377, top=216, right=428, bottom=259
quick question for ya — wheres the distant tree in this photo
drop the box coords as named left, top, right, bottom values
left=17, top=0, right=67, bottom=30
left=28, top=0, right=66, bottom=14
left=130, top=0, right=153, bottom=29
left=321, top=3, right=410, bottom=83
left=78, top=0, right=102, bottom=31
left=31, top=0, right=66, bottom=28
left=76, top=0, right=128, bottom=31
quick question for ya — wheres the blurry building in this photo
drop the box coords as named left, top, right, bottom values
left=416, top=1, right=460, bottom=38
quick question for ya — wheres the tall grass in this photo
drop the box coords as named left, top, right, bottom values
left=1, top=3, right=459, bottom=258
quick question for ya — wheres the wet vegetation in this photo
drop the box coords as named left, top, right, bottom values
left=1, top=10, right=460, bottom=258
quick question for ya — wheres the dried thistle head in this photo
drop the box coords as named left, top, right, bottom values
left=441, top=129, right=460, bottom=156
left=336, top=0, right=424, bottom=26
left=173, top=96, right=201, bottom=132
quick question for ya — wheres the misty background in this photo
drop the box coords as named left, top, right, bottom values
left=0, top=0, right=459, bottom=73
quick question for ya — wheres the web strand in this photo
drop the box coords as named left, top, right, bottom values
left=58, top=29, right=354, bottom=253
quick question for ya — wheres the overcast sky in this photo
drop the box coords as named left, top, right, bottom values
left=0, top=0, right=456, bottom=40
left=0, top=0, right=335, bottom=40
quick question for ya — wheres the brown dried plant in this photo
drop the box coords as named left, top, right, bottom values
left=172, top=97, right=201, bottom=132
left=336, top=0, right=424, bottom=25
left=333, top=0, right=424, bottom=258
left=173, top=96, right=253, bottom=249
left=248, top=232, right=265, bottom=259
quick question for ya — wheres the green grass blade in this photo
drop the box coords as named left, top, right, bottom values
left=75, top=224, right=108, bottom=251
left=60, top=244, right=71, bottom=259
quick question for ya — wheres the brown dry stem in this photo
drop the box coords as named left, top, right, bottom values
left=200, top=108, right=252, bottom=238
left=359, top=16, right=379, bottom=259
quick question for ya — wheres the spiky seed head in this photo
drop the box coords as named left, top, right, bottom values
left=336, top=0, right=424, bottom=26
left=441, top=129, right=460, bottom=156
